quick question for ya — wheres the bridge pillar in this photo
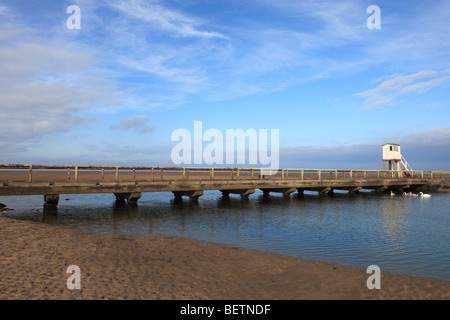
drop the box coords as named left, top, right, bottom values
left=221, top=191, right=230, bottom=199
left=172, top=190, right=204, bottom=201
left=220, top=189, right=255, bottom=199
left=44, top=194, right=59, bottom=205
left=349, top=187, right=362, bottom=194
left=374, top=186, right=388, bottom=193
left=114, top=192, right=142, bottom=204
left=318, top=187, right=332, bottom=195
left=260, top=188, right=297, bottom=197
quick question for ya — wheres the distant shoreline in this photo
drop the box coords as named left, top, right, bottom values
left=0, top=216, right=449, bottom=300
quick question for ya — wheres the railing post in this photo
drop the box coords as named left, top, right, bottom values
left=210, top=168, right=214, bottom=180
left=318, top=170, right=321, bottom=180
left=183, top=168, right=186, bottom=180
left=67, top=168, right=70, bottom=181
left=237, top=168, right=240, bottom=180
left=350, top=170, right=353, bottom=179
left=28, top=165, right=33, bottom=183
left=132, top=169, right=136, bottom=180
left=301, top=169, right=304, bottom=180
left=115, top=166, right=119, bottom=182
left=335, top=170, right=338, bottom=180
left=75, top=166, right=78, bottom=183
left=160, top=169, right=163, bottom=181
left=251, top=169, right=254, bottom=179
left=260, top=168, right=263, bottom=180
left=101, top=168, right=105, bottom=180
left=281, top=169, right=284, bottom=180
left=421, top=171, right=424, bottom=179
left=151, top=167, right=154, bottom=182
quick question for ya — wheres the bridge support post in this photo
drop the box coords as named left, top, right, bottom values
left=349, top=187, right=362, bottom=194
left=221, top=191, right=230, bottom=199
left=318, top=187, right=331, bottom=195
left=114, top=192, right=142, bottom=204
left=172, top=190, right=204, bottom=201
left=260, top=188, right=297, bottom=198
left=44, top=194, right=59, bottom=205
left=374, top=186, right=388, bottom=193
left=220, top=189, right=255, bottom=199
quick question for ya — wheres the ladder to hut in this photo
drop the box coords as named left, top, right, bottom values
left=400, top=155, right=413, bottom=176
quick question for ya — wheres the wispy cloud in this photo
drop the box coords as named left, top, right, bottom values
left=110, top=0, right=226, bottom=39
left=0, top=4, right=20, bottom=28
left=61, top=0, right=450, bottom=105
left=110, top=115, right=154, bottom=133
left=120, top=55, right=207, bottom=87
left=355, top=69, right=450, bottom=110
left=257, top=0, right=366, bottom=41
left=0, top=4, right=12, bottom=17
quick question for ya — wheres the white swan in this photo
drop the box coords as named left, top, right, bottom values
left=390, top=190, right=395, bottom=196
left=419, top=192, right=431, bottom=198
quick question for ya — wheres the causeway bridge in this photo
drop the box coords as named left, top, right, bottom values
left=1, top=164, right=449, bottom=205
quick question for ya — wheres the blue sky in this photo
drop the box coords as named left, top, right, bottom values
left=1, top=0, right=449, bottom=170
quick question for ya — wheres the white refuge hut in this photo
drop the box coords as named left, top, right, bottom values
left=382, top=143, right=412, bottom=171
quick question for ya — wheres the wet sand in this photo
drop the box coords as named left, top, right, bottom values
left=0, top=216, right=449, bottom=300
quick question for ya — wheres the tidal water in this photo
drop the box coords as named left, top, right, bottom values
left=1, top=190, right=449, bottom=281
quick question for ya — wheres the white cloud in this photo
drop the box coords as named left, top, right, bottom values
left=399, top=76, right=450, bottom=94
left=355, top=69, right=450, bottom=110
left=110, top=0, right=226, bottom=39
left=0, top=4, right=20, bottom=28
left=120, top=55, right=207, bottom=87
left=110, top=115, right=154, bottom=133
left=0, top=28, right=124, bottom=151
left=257, top=0, right=366, bottom=41
left=0, top=4, right=11, bottom=17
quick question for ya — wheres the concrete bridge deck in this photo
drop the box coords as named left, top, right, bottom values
left=1, top=164, right=449, bottom=205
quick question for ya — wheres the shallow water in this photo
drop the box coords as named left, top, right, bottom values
left=1, top=190, right=449, bottom=281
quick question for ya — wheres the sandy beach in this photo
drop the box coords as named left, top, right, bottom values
left=0, top=216, right=449, bottom=300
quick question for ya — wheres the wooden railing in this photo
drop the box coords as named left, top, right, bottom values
left=1, top=164, right=449, bottom=184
